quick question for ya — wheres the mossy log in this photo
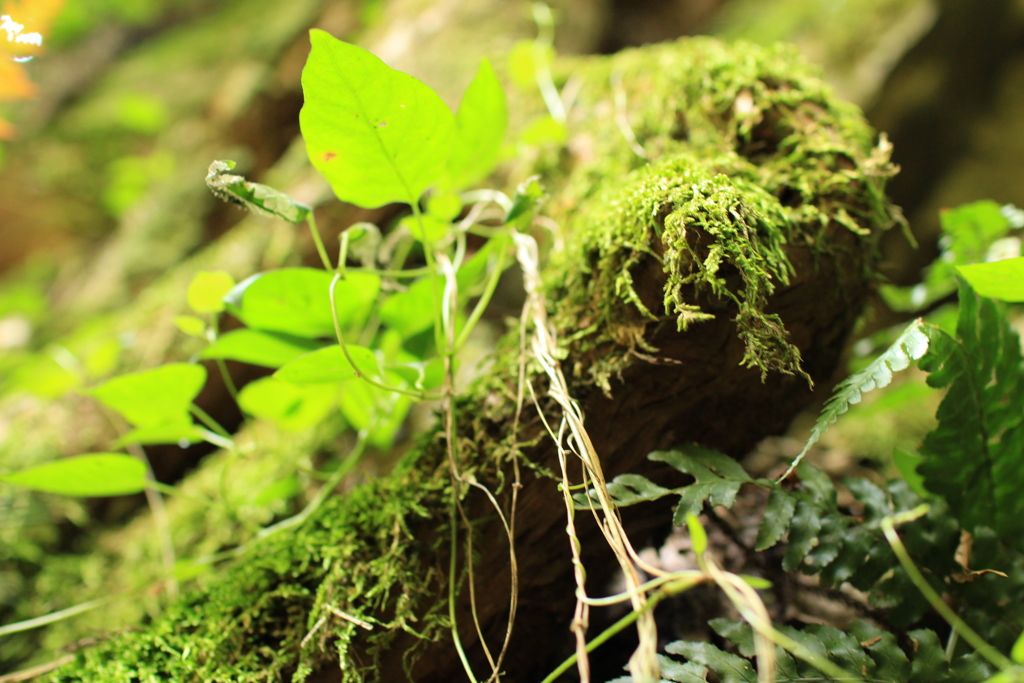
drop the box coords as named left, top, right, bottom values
left=46, top=36, right=899, bottom=683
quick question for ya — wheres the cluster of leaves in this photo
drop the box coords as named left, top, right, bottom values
left=617, top=618, right=999, bottom=683
left=0, top=29, right=521, bottom=495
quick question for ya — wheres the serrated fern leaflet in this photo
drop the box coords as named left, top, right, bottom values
left=778, top=319, right=931, bottom=481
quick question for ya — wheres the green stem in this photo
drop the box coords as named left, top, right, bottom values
left=0, top=597, right=111, bottom=637
left=189, top=404, right=234, bottom=443
left=452, top=231, right=511, bottom=354
left=328, top=273, right=428, bottom=400
left=307, top=212, right=333, bottom=272
left=539, top=576, right=705, bottom=683
left=449, top=497, right=478, bottom=683
left=882, top=510, right=1013, bottom=670
left=409, top=202, right=448, bottom=355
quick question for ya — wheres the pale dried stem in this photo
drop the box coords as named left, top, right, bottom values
left=513, top=232, right=660, bottom=682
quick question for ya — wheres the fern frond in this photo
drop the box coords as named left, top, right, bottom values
left=917, top=281, right=1024, bottom=537
left=778, top=319, right=931, bottom=481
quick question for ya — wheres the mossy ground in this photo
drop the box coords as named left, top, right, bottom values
left=42, top=37, right=901, bottom=682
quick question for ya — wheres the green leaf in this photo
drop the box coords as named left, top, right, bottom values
left=238, top=377, right=337, bottom=432
left=782, top=319, right=930, bottom=480
left=174, top=315, right=206, bottom=337
left=918, top=281, right=1024, bottom=536
left=427, top=191, right=462, bottom=221
left=274, top=345, right=379, bottom=384
left=957, top=257, right=1024, bottom=302
left=89, top=363, right=206, bottom=427
left=205, top=160, right=310, bottom=223
left=0, top=454, right=148, bottom=497
left=505, top=175, right=544, bottom=225
left=187, top=271, right=236, bottom=314
left=445, top=58, right=507, bottom=190
left=664, top=642, right=757, bottom=683
left=1012, top=629, right=1024, bottom=664
left=114, top=421, right=205, bottom=447
left=379, top=276, right=442, bottom=339
left=572, top=473, right=673, bottom=509
left=518, top=114, right=567, bottom=146
left=231, top=269, right=379, bottom=339
left=849, top=621, right=912, bottom=683
left=200, top=329, right=325, bottom=368
left=648, top=445, right=751, bottom=525
left=783, top=500, right=822, bottom=571
left=755, top=488, right=797, bottom=551
left=399, top=214, right=450, bottom=243
left=300, top=30, right=455, bottom=208
left=893, top=447, right=928, bottom=496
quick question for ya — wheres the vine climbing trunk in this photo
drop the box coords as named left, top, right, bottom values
left=47, top=33, right=900, bottom=683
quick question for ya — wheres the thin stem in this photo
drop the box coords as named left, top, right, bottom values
left=328, top=273, right=428, bottom=400
left=883, top=510, right=1013, bottom=670
left=538, top=576, right=704, bottom=683
left=449, top=497, right=479, bottom=683
left=307, top=212, right=333, bottom=271
left=189, top=404, right=234, bottom=443
left=452, top=231, right=510, bottom=354
left=409, top=202, right=447, bottom=354
left=0, top=598, right=110, bottom=637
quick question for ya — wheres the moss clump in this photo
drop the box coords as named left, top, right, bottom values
left=544, top=37, right=899, bottom=389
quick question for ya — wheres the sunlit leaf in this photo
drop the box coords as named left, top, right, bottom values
left=274, top=345, right=379, bottom=384
left=445, top=58, right=507, bottom=190
left=957, top=257, right=1024, bottom=302
left=0, top=454, right=147, bottom=497
left=238, top=377, right=337, bottom=432
left=201, top=329, right=324, bottom=368
left=230, top=268, right=379, bottom=339
left=399, top=213, right=449, bottom=243
left=379, top=276, right=441, bottom=338
left=89, top=363, right=206, bottom=427
left=114, top=421, right=205, bottom=447
left=300, top=30, right=454, bottom=208
left=174, top=315, right=206, bottom=337
left=427, top=191, right=462, bottom=221
left=187, top=271, right=236, bottom=314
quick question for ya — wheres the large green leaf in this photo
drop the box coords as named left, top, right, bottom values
left=229, top=269, right=379, bottom=339
left=238, top=377, right=337, bottom=432
left=89, top=363, right=206, bottom=427
left=379, top=277, right=442, bottom=339
left=445, top=58, right=507, bottom=190
left=187, top=271, right=236, bottom=314
left=957, top=257, right=1024, bottom=302
left=918, top=281, right=1024, bottom=536
left=274, top=345, right=380, bottom=384
left=300, top=30, right=455, bottom=208
left=0, top=454, right=148, bottom=497
left=200, top=329, right=324, bottom=368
